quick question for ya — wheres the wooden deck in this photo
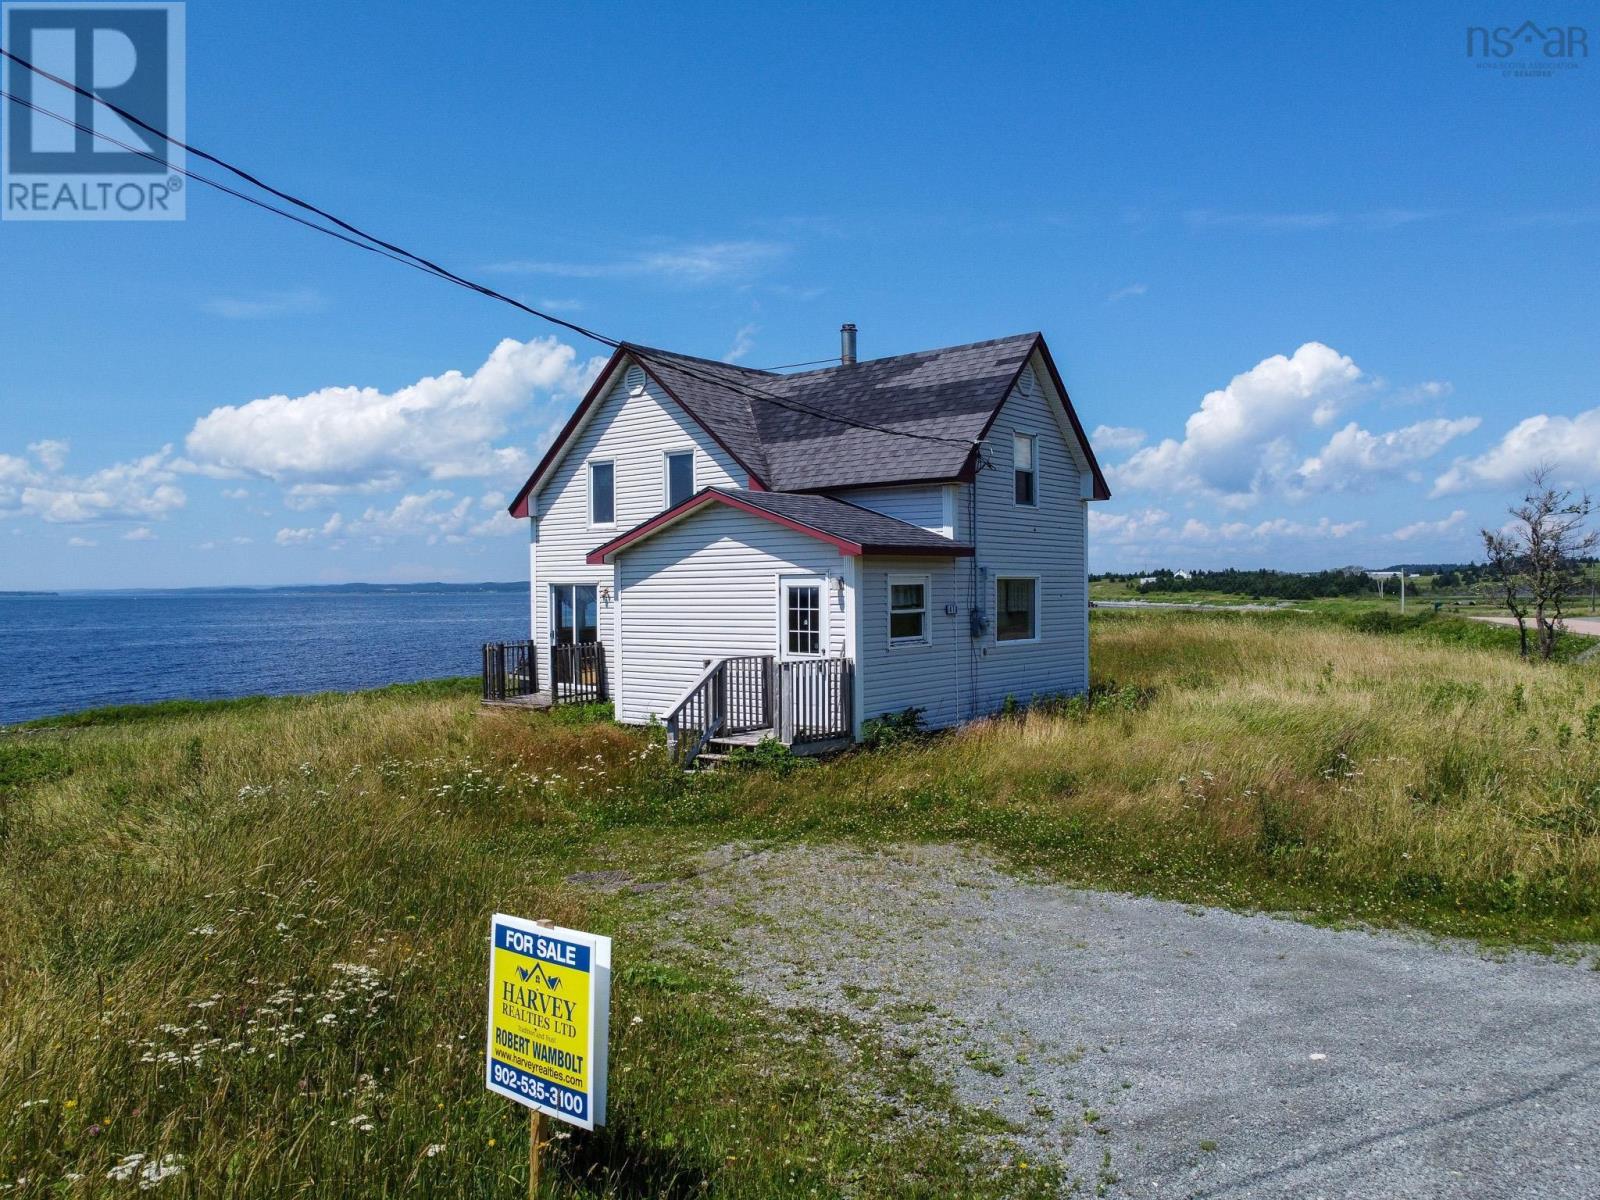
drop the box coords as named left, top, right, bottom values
left=480, top=691, right=553, bottom=711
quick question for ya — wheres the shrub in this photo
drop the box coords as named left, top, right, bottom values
left=723, top=737, right=806, bottom=776
left=860, top=706, right=926, bottom=749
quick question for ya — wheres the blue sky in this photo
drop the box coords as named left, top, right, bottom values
left=2, top=0, right=1597, bottom=587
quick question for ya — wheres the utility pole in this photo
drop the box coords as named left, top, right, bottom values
left=1399, top=569, right=1406, bottom=615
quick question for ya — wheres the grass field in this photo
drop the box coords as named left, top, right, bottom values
left=4, top=610, right=1600, bottom=1196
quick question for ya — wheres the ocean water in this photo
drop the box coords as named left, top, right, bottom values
left=0, top=589, right=530, bottom=724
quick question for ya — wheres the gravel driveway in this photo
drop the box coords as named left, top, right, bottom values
left=673, top=844, right=1600, bottom=1199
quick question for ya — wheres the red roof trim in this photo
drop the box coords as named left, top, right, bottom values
left=508, top=346, right=627, bottom=519
left=628, top=348, right=770, bottom=488
left=507, top=346, right=772, bottom=519
left=976, top=334, right=1110, bottom=501
left=584, top=489, right=977, bottom=565
left=587, top=489, right=861, bottom=564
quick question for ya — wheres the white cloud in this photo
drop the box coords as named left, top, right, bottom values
left=1105, top=283, right=1148, bottom=303
left=724, top=323, right=759, bottom=364
left=1390, top=509, right=1469, bottom=542
left=1433, top=407, right=1600, bottom=495
left=484, top=240, right=788, bottom=284
left=184, top=337, right=603, bottom=490
left=1393, top=380, right=1454, bottom=404
left=203, top=289, right=327, bottom=320
left=1295, top=417, right=1481, bottom=493
left=0, top=444, right=186, bottom=524
left=1090, top=424, right=1146, bottom=454
left=1114, top=342, right=1365, bottom=504
left=27, top=439, right=69, bottom=470
left=1088, top=506, right=1170, bottom=544
left=272, top=488, right=518, bottom=548
left=123, top=526, right=156, bottom=541
left=469, top=491, right=520, bottom=538
left=1185, top=209, right=1436, bottom=232
left=67, top=536, right=97, bottom=547
left=275, top=513, right=344, bottom=546
left=348, top=491, right=472, bottom=544
left=1179, top=515, right=1367, bottom=542
left=221, top=487, right=250, bottom=500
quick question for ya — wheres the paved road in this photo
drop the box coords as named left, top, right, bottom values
left=1469, top=613, right=1600, bottom=638
left=682, top=844, right=1600, bottom=1199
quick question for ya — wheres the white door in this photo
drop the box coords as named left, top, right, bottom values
left=778, top=576, right=827, bottom=661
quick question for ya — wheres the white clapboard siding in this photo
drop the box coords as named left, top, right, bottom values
left=825, top=484, right=951, bottom=535
left=856, top=556, right=967, bottom=729
left=531, top=362, right=745, bottom=694
left=616, top=506, right=847, bottom=724
left=970, top=357, right=1089, bottom=710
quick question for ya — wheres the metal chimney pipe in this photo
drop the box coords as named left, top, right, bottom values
left=840, top=323, right=857, bottom=366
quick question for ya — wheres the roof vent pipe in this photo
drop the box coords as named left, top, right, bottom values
left=840, top=323, right=857, bottom=366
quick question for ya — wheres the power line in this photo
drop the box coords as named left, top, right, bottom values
left=0, top=49, right=978, bottom=452
left=754, top=355, right=844, bottom=371
left=0, top=89, right=495, bottom=291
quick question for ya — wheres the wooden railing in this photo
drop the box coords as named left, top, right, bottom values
left=551, top=642, right=606, bottom=704
left=664, top=654, right=852, bottom=769
left=775, top=657, right=854, bottom=746
left=481, top=641, right=537, bottom=702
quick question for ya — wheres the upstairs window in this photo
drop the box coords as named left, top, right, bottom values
left=996, top=576, right=1038, bottom=642
left=1013, top=433, right=1037, bottom=506
left=665, top=450, right=695, bottom=508
left=589, top=460, right=615, bottom=526
left=889, top=577, right=929, bottom=646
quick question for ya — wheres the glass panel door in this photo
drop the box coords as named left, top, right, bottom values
left=781, top=578, right=824, bottom=659
left=551, top=584, right=599, bottom=644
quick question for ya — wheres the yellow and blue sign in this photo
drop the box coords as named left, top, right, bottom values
left=485, top=915, right=611, bottom=1129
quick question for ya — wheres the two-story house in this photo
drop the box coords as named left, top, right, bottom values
left=501, top=327, right=1110, bottom=767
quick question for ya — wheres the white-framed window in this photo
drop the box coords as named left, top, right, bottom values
left=779, top=576, right=827, bottom=659
left=995, top=575, right=1039, bottom=642
left=588, top=459, right=615, bottom=527
left=664, top=449, right=695, bottom=509
left=888, top=575, right=929, bottom=646
left=1013, top=433, right=1038, bottom=506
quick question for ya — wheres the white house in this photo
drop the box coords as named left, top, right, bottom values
left=496, top=327, right=1110, bottom=767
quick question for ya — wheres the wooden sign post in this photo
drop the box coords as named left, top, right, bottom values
left=485, top=915, right=611, bottom=1197
left=528, top=1109, right=546, bottom=1198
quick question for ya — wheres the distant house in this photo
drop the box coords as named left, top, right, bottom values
left=502, top=328, right=1110, bottom=766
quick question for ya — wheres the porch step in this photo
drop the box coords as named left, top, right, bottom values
left=705, top=729, right=775, bottom=749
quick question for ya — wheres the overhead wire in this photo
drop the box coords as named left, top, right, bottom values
left=0, top=49, right=980, bottom=451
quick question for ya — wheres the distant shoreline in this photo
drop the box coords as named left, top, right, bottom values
left=8, top=581, right=526, bottom=598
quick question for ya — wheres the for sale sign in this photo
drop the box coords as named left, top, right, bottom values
left=485, top=915, right=610, bottom=1129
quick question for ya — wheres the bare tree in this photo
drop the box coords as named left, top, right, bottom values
left=1481, top=466, right=1599, bottom=660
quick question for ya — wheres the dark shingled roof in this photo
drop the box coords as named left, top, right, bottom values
left=510, top=331, right=1109, bottom=518
left=629, top=333, right=1041, bottom=491
left=587, top=487, right=975, bottom=564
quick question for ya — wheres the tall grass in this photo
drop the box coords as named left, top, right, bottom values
left=3, top=611, right=1599, bottom=1195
